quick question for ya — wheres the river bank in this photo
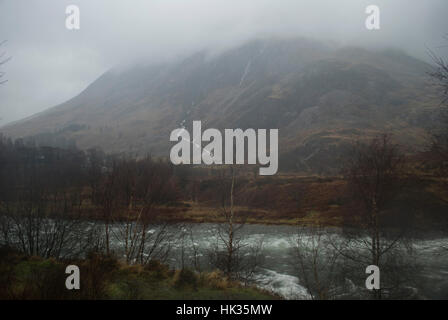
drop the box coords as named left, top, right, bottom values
left=76, top=172, right=448, bottom=229
left=0, top=247, right=279, bottom=300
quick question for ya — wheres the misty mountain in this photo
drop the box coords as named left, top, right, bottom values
left=0, top=38, right=440, bottom=173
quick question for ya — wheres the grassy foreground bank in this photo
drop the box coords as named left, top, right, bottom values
left=0, top=247, right=278, bottom=300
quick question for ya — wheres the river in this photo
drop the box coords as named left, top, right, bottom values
left=117, top=223, right=448, bottom=300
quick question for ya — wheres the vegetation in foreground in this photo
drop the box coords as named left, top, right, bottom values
left=0, top=247, right=278, bottom=300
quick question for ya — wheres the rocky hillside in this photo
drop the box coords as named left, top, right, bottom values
left=1, top=38, right=441, bottom=173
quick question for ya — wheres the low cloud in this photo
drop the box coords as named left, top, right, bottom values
left=1, top=0, right=447, bottom=125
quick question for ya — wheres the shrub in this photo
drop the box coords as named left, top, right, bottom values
left=144, top=259, right=171, bottom=280
left=202, top=270, right=231, bottom=290
left=173, top=268, right=198, bottom=289
left=79, top=251, right=119, bottom=299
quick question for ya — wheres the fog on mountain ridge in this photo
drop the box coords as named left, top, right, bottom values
left=0, top=0, right=448, bottom=126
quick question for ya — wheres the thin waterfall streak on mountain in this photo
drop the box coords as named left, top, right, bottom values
left=239, top=59, right=252, bottom=87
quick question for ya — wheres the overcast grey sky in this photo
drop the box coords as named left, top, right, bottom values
left=0, top=0, right=447, bottom=126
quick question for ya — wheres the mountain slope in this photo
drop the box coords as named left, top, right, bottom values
left=1, top=38, right=440, bottom=173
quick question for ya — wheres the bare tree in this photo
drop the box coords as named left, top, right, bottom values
left=429, top=35, right=448, bottom=106
left=112, top=157, right=179, bottom=265
left=99, top=163, right=119, bottom=256
left=428, top=37, right=448, bottom=248
left=341, top=134, right=415, bottom=299
left=0, top=137, right=104, bottom=258
left=209, top=166, right=264, bottom=283
left=1, top=177, right=100, bottom=259
left=134, top=158, right=178, bottom=264
left=428, top=42, right=448, bottom=180
left=0, top=40, right=11, bottom=85
left=291, top=225, right=343, bottom=300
